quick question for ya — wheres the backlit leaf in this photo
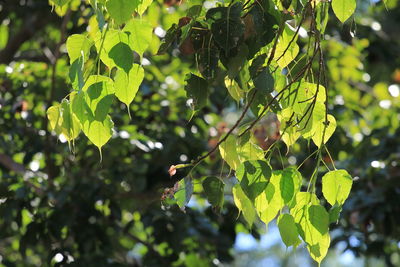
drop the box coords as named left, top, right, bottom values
left=83, top=115, right=114, bottom=151
left=123, top=19, right=153, bottom=57
left=332, top=0, right=356, bottom=23
left=236, top=160, right=271, bottom=200
left=233, top=184, right=257, bottom=227
left=106, top=0, right=139, bottom=25
left=322, top=170, right=353, bottom=206
left=114, top=64, right=144, bottom=110
left=66, top=34, right=93, bottom=64
left=311, top=114, right=336, bottom=147
left=219, top=134, right=241, bottom=170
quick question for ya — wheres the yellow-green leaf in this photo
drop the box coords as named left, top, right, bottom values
left=233, top=184, right=257, bottom=227
left=332, top=0, right=356, bottom=23
left=123, top=19, right=153, bottom=57
left=322, top=169, right=353, bottom=206
left=219, top=134, right=241, bottom=170
left=106, top=0, right=139, bottom=25
left=114, top=64, right=144, bottom=110
left=66, top=34, right=93, bottom=64
left=311, top=114, right=336, bottom=147
left=236, top=160, right=271, bottom=200
left=47, top=104, right=63, bottom=135
left=83, top=115, right=114, bottom=150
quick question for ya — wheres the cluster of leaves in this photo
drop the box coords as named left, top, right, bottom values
left=45, top=0, right=361, bottom=264
left=47, top=0, right=152, bottom=156
left=152, top=0, right=359, bottom=264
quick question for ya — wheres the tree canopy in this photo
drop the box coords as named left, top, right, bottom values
left=0, top=0, right=400, bottom=266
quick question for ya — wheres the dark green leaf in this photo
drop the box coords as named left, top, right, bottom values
left=184, top=73, right=208, bottom=110
left=236, top=160, right=271, bottom=200
left=206, top=2, right=244, bottom=55
left=202, top=177, right=224, bottom=209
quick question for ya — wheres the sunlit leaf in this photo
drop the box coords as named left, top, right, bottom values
left=219, top=134, right=241, bottom=170
left=236, top=160, right=271, bottom=200
left=106, top=0, right=139, bottom=25
left=331, top=0, right=356, bottom=23
left=233, top=184, right=257, bottom=227
left=66, top=34, right=93, bottom=64
left=322, top=170, right=353, bottom=206
left=114, top=64, right=144, bottom=111
left=123, top=19, right=153, bottom=57
left=311, top=114, right=336, bottom=147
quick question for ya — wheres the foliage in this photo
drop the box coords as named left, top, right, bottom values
left=0, top=0, right=400, bottom=266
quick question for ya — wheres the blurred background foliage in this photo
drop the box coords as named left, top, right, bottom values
left=0, top=0, right=399, bottom=266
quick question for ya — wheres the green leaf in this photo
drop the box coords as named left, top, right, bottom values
left=83, top=75, right=115, bottom=121
left=114, top=64, right=144, bottom=110
left=206, top=2, right=244, bottom=55
left=277, top=107, right=300, bottom=148
left=69, top=57, right=84, bottom=91
left=308, top=205, right=329, bottom=235
left=312, top=114, right=337, bottom=147
left=280, top=168, right=302, bottom=204
left=278, top=214, right=301, bottom=247
left=108, top=42, right=134, bottom=73
left=256, top=170, right=286, bottom=225
left=60, top=100, right=81, bottom=142
left=106, top=0, right=139, bottom=25
left=245, top=4, right=277, bottom=58
left=174, top=177, right=193, bottom=211
left=225, top=44, right=249, bottom=79
left=50, top=0, right=70, bottom=7
left=293, top=201, right=330, bottom=264
left=94, top=29, right=130, bottom=70
left=237, top=142, right=265, bottom=162
left=236, top=160, right=271, bottom=200
left=157, top=24, right=179, bottom=55
left=82, top=115, right=114, bottom=151
left=282, top=82, right=326, bottom=116
left=233, top=184, right=257, bottom=227
left=308, top=232, right=330, bottom=264
left=184, top=73, right=208, bottom=110
left=123, top=19, right=153, bottom=57
left=202, top=177, right=224, bottom=209
left=253, top=68, right=274, bottom=95
left=197, top=46, right=219, bottom=80
left=322, top=169, right=353, bottom=206
left=71, top=91, right=90, bottom=124
left=331, top=0, right=356, bottom=23
left=329, top=204, right=342, bottom=223
left=219, top=134, right=241, bottom=170
left=66, top=34, right=93, bottom=64
left=187, top=5, right=202, bottom=19
left=47, top=104, right=63, bottom=135
left=136, top=0, right=153, bottom=16
left=225, top=77, right=244, bottom=102
left=0, top=24, right=9, bottom=50
left=275, top=25, right=299, bottom=68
